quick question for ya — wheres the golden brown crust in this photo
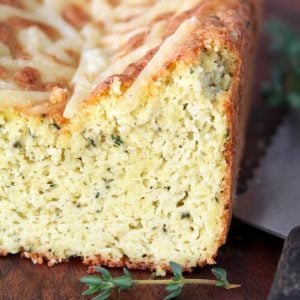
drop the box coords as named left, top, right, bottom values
left=0, top=249, right=195, bottom=272
left=62, top=4, right=90, bottom=29
left=119, top=31, right=148, bottom=58
left=13, top=66, right=44, bottom=91
left=14, top=99, right=69, bottom=127
left=217, top=0, right=263, bottom=254
left=0, top=21, right=28, bottom=59
left=0, top=0, right=22, bottom=8
left=7, top=16, right=60, bottom=40
left=0, top=65, right=8, bottom=78
left=0, top=249, right=8, bottom=256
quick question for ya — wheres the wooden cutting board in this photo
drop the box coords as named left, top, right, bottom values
left=1, top=1, right=299, bottom=299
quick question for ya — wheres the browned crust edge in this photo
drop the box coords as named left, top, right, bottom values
left=0, top=0, right=262, bottom=271
left=218, top=0, right=263, bottom=257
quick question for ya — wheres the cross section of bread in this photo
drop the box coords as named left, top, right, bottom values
left=0, top=0, right=261, bottom=272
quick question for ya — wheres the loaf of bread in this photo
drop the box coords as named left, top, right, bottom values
left=0, top=0, right=261, bottom=272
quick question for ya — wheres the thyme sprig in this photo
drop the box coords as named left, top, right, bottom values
left=262, top=19, right=300, bottom=108
left=80, top=261, right=240, bottom=300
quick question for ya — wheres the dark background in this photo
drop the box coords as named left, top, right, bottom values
left=1, top=0, right=300, bottom=299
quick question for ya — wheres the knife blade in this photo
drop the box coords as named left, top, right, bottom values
left=234, top=109, right=300, bottom=239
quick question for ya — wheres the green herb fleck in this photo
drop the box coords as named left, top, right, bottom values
left=13, top=141, right=22, bottom=148
left=162, top=224, right=167, bottom=232
left=102, top=178, right=113, bottom=184
left=52, top=123, right=61, bottom=130
left=87, top=138, right=97, bottom=147
left=102, top=178, right=113, bottom=190
left=181, top=212, right=191, bottom=219
left=47, top=181, right=56, bottom=188
left=111, top=135, right=124, bottom=146
left=28, top=129, right=36, bottom=138
left=189, top=68, right=195, bottom=74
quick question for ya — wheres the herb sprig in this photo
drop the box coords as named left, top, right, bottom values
left=80, top=261, right=240, bottom=300
left=262, top=19, right=300, bottom=108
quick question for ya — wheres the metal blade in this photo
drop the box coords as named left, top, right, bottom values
left=234, top=110, right=300, bottom=239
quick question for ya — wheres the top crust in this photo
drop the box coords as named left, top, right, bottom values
left=0, top=0, right=261, bottom=124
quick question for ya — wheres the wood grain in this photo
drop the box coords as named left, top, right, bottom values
left=1, top=0, right=299, bottom=299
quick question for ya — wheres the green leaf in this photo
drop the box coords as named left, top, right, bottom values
left=171, top=276, right=182, bottom=282
left=119, top=286, right=131, bottom=292
left=92, top=289, right=112, bottom=300
left=80, top=275, right=103, bottom=286
left=288, top=41, right=300, bottom=68
left=82, top=285, right=101, bottom=296
left=165, top=284, right=180, bottom=292
left=212, top=268, right=229, bottom=288
left=123, top=268, right=131, bottom=277
left=265, top=19, right=297, bottom=53
left=164, top=287, right=182, bottom=300
left=287, top=92, right=300, bottom=108
left=112, top=276, right=133, bottom=288
left=95, top=267, right=112, bottom=280
left=212, top=268, right=227, bottom=279
left=169, top=261, right=183, bottom=278
left=263, top=18, right=300, bottom=109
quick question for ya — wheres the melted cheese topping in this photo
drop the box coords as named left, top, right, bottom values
left=121, top=17, right=200, bottom=112
left=0, top=0, right=204, bottom=118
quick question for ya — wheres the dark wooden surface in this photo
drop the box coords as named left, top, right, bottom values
left=1, top=1, right=300, bottom=299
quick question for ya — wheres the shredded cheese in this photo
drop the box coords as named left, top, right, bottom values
left=0, top=0, right=204, bottom=117
left=0, top=90, right=51, bottom=107
left=120, top=17, right=200, bottom=112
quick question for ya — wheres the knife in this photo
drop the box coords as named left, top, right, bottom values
left=234, top=109, right=300, bottom=299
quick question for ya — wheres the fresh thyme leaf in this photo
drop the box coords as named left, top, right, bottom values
left=80, top=275, right=103, bottom=286
left=164, top=286, right=182, bottom=300
left=263, top=18, right=300, bottom=108
left=111, top=276, right=133, bottom=289
left=92, top=289, right=112, bottom=300
left=123, top=268, right=131, bottom=277
left=212, top=268, right=229, bottom=288
left=82, top=285, right=102, bottom=296
left=95, top=266, right=112, bottom=280
left=169, top=261, right=183, bottom=278
left=165, top=284, right=180, bottom=291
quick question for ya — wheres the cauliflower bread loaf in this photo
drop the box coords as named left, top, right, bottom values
left=0, top=0, right=261, bottom=271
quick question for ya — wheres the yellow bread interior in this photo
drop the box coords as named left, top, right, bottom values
left=0, top=48, right=234, bottom=269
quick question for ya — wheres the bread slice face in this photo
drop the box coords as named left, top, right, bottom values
left=0, top=0, right=261, bottom=271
